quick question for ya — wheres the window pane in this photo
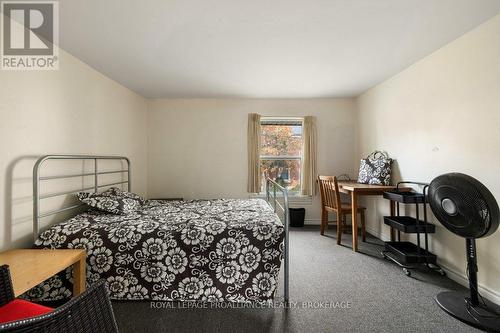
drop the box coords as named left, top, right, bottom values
left=261, top=159, right=301, bottom=193
left=260, top=124, right=302, bottom=157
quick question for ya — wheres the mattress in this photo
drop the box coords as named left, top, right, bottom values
left=29, top=199, right=284, bottom=303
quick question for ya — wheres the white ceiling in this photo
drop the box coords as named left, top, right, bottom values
left=59, top=0, right=500, bottom=98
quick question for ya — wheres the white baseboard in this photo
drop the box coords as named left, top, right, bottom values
left=304, top=218, right=320, bottom=225
left=364, top=225, right=500, bottom=305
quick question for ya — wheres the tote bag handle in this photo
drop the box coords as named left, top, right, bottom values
left=366, top=151, right=389, bottom=160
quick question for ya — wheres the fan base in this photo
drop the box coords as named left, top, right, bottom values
left=436, top=291, right=500, bottom=332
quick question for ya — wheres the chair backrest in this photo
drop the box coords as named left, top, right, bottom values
left=317, top=176, right=342, bottom=210
left=0, top=265, right=15, bottom=307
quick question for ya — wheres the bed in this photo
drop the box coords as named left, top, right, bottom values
left=29, top=155, right=290, bottom=304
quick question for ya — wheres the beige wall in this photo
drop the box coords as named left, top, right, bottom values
left=0, top=48, right=148, bottom=250
left=356, top=14, right=500, bottom=302
left=147, top=98, right=357, bottom=223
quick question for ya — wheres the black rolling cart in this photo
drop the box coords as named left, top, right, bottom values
left=381, top=181, right=446, bottom=277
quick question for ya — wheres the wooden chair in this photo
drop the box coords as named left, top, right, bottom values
left=318, top=176, right=366, bottom=244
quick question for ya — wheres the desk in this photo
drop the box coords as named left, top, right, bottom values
left=337, top=181, right=410, bottom=252
left=0, top=249, right=86, bottom=297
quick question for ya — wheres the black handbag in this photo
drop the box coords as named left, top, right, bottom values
left=357, top=151, right=393, bottom=186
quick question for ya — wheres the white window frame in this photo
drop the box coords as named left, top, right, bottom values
left=259, top=117, right=304, bottom=196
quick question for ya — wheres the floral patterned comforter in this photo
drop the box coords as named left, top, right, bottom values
left=30, top=199, right=284, bottom=303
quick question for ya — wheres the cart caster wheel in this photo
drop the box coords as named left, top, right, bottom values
left=403, top=268, right=411, bottom=276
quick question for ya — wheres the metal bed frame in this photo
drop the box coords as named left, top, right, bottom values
left=32, top=155, right=290, bottom=304
left=266, top=178, right=290, bottom=305
left=33, top=155, right=131, bottom=243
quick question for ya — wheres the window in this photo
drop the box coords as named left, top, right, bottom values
left=260, top=118, right=303, bottom=194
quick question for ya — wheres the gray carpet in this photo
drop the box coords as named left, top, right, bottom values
left=112, top=226, right=479, bottom=332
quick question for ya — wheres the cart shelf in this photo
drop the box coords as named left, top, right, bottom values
left=384, top=216, right=435, bottom=233
left=384, top=241, right=437, bottom=265
left=383, top=191, right=425, bottom=204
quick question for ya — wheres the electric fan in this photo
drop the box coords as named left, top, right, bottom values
left=428, top=173, right=500, bottom=332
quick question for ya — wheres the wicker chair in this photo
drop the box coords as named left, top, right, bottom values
left=0, top=265, right=119, bottom=333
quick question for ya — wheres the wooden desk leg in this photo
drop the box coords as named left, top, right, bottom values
left=72, top=257, right=86, bottom=296
left=390, top=200, right=396, bottom=241
left=351, top=192, right=358, bottom=252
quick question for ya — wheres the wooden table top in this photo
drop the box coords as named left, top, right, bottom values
left=0, top=249, right=85, bottom=296
left=337, top=181, right=411, bottom=193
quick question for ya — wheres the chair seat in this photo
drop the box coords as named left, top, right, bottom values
left=0, top=299, right=53, bottom=324
left=325, top=204, right=366, bottom=213
left=340, top=204, right=366, bottom=212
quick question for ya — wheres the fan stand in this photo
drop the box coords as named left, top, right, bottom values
left=435, top=239, right=500, bottom=332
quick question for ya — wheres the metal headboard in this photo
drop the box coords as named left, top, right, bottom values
left=33, top=155, right=131, bottom=242
left=265, top=178, right=290, bottom=305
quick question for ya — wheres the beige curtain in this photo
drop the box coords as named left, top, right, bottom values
left=301, top=116, right=317, bottom=196
left=247, top=113, right=261, bottom=193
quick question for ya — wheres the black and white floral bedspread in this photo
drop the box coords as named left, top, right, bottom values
left=29, top=199, right=284, bottom=303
